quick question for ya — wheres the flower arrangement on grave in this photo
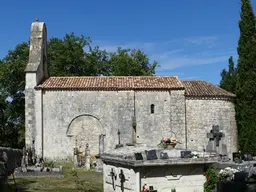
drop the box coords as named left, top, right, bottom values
left=219, top=167, right=239, bottom=182
left=141, top=183, right=150, bottom=192
left=203, top=166, right=219, bottom=192
left=158, top=137, right=177, bottom=148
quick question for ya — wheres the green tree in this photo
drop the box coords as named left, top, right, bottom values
left=108, top=47, right=158, bottom=76
left=47, top=33, right=92, bottom=76
left=0, top=34, right=158, bottom=148
left=220, top=56, right=237, bottom=93
left=0, top=42, right=29, bottom=147
left=236, top=0, right=256, bottom=154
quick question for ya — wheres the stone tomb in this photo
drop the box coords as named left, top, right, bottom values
left=101, top=145, right=218, bottom=192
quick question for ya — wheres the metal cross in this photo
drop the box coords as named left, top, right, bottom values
left=117, top=129, right=121, bottom=145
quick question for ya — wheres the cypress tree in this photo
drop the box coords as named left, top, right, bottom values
left=236, top=0, right=256, bottom=155
left=220, top=56, right=237, bottom=93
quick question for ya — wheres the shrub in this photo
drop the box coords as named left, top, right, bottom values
left=204, top=166, right=218, bottom=192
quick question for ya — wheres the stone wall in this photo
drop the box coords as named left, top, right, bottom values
left=170, top=90, right=186, bottom=148
left=135, top=91, right=170, bottom=145
left=33, top=88, right=237, bottom=160
left=42, top=90, right=134, bottom=160
left=40, top=90, right=185, bottom=160
left=103, top=163, right=138, bottom=192
left=140, top=165, right=206, bottom=192
left=186, top=99, right=237, bottom=157
left=103, top=162, right=207, bottom=192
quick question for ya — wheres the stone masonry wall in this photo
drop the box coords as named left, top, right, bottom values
left=25, top=73, right=37, bottom=149
left=40, top=90, right=185, bottom=160
left=186, top=99, right=237, bottom=157
left=135, top=90, right=185, bottom=148
left=140, top=165, right=206, bottom=192
left=42, top=90, right=134, bottom=160
left=170, top=90, right=186, bottom=148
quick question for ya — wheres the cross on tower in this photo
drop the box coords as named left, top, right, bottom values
left=207, top=125, right=223, bottom=147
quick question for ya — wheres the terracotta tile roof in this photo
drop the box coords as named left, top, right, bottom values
left=182, top=80, right=235, bottom=98
left=37, top=76, right=184, bottom=90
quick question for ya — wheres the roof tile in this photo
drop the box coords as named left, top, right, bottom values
left=37, top=77, right=235, bottom=98
left=38, top=76, right=184, bottom=90
left=182, top=80, right=235, bottom=97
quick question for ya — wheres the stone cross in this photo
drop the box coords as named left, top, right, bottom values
left=207, top=125, right=223, bottom=147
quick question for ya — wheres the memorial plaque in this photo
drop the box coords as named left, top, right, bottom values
left=160, top=152, right=169, bottom=159
left=145, top=150, right=157, bottom=160
left=181, top=150, right=192, bottom=158
left=134, top=153, right=143, bottom=160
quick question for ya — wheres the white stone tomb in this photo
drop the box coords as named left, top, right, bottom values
left=101, top=145, right=218, bottom=192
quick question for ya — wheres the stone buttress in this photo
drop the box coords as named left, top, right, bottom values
left=25, top=21, right=48, bottom=157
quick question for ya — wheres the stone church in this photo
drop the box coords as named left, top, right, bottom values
left=25, top=21, right=237, bottom=161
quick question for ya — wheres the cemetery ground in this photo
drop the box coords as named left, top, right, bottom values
left=7, top=162, right=103, bottom=192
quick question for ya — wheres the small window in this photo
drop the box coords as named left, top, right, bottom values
left=150, top=104, right=155, bottom=114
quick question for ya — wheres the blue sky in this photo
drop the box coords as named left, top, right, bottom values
left=0, top=0, right=255, bottom=85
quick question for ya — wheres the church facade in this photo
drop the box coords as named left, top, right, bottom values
left=25, top=21, right=237, bottom=161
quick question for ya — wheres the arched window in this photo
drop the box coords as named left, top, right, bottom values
left=151, top=104, right=155, bottom=114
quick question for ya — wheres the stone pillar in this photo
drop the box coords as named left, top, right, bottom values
left=85, top=144, right=90, bottom=170
left=99, top=134, right=105, bottom=156
left=73, top=147, right=78, bottom=168
left=135, top=169, right=141, bottom=192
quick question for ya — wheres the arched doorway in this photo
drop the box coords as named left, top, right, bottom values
left=67, top=114, right=102, bottom=156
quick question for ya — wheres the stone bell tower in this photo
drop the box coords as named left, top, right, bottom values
left=24, top=19, right=48, bottom=157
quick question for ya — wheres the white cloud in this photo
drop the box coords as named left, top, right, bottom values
left=93, top=35, right=233, bottom=71
left=157, top=55, right=228, bottom=70
left=184, top=36, right=218, bottom=46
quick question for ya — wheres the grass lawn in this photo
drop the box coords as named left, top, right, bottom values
left=7, top=163, right=103, bottom=192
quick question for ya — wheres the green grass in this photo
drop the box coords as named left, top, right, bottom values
left=7, top=163, right=103, bottom=192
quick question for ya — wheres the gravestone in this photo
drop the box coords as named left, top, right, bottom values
left=31, top=140, right=36, bottom=165
left=220, top=144, right=230, bottom=162
left=85, top=144, right=90, bottom=170
left=73, top=147, right=78, bottom=168
left=99, top=134, right=105, bottom=156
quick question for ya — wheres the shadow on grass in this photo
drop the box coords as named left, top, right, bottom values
left=8, top=178, right=37, bottom=192
left=5, top=163, right=103, bottom=192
